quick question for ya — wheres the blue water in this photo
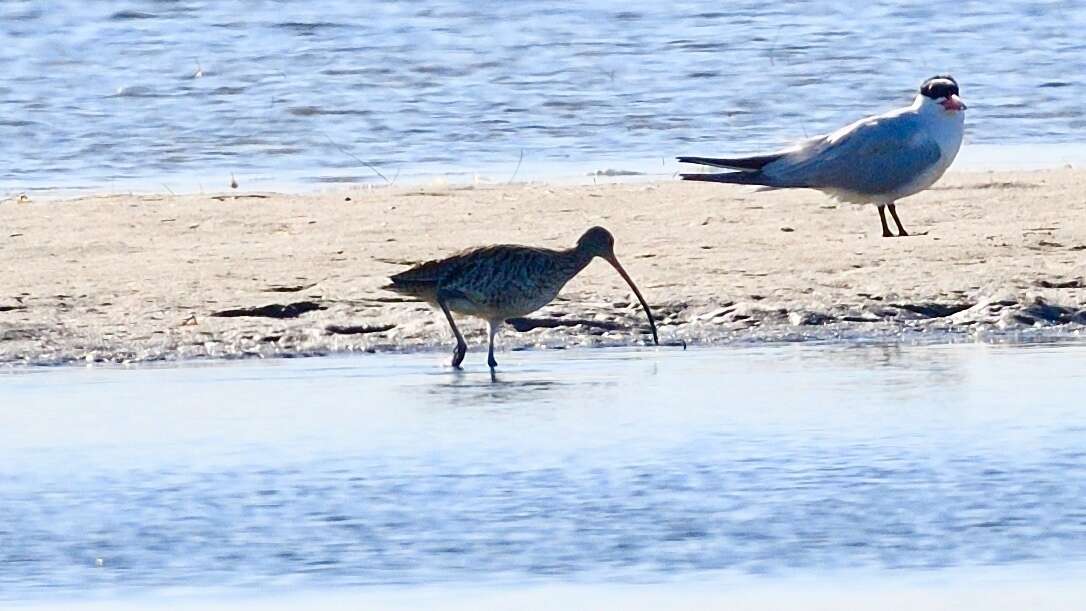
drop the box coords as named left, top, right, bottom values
left=2, top=1, right=1085, bottom=190
left=2, top=343, right=1086, bottom=602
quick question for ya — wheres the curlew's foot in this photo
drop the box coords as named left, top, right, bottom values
left=451, top=343, right=467, bottom=368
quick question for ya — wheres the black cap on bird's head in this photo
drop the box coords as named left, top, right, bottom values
left=919, top=75, right=966, bottom=111
left=920, top=75, right=958, bottom=98
left=575, top=225, right=658, bottom=346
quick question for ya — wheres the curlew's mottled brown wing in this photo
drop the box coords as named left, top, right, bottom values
left=389, top=244, right=579, bottom=316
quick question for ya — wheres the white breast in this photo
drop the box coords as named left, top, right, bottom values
left=891, top=108, right=965, bottom=202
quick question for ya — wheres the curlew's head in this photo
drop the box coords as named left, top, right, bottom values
left=918, top=75, right=966, bottom=113
left=575, top=226, right=658, bottom=346
left=576, top=226, right=616, bottom=258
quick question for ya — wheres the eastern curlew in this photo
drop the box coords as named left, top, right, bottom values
left=386, top=226, right=658, bottom=369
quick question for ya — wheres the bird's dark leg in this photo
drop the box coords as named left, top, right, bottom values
left=437, top=294, right=467, bottom=368
left=486, top=320, right=500, bottom=369
left=887, top=203, right=909, bottom=237
left=877, top=205, right=893, bottom=238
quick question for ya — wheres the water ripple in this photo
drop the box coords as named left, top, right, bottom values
left=0, top=1, right=1084, bottom=186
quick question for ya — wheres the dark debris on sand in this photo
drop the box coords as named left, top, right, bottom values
left=210, top=301, right=326, bottom=319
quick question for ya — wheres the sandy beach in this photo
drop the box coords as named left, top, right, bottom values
left=2, top=168, right=1085, bottom=366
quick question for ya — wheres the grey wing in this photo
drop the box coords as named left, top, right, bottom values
left=764, top=115, right=942, bottom=195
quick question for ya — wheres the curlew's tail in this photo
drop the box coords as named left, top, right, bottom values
left=385, top=259, right=451, bottom=302
left=676, top=154, right=783, bottom=171
left=382, top=281, right=409, bottom=292
left=383, top=279, right=434, bottom=303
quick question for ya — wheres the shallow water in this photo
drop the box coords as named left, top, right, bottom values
left=2, top=1, right=1085, bottom=190
left=3, top=342, right=1086, bottom=604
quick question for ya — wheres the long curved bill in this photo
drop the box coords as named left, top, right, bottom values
left=605, top=255, right=659, bottom=346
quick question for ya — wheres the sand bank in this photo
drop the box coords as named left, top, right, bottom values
left=2, top=169, right=1085, bottom=366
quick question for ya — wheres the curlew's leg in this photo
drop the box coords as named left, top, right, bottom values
left=436, top=294, right=467, bottom=368
left=887, top=203, right=909, bottom=237
left=877, top=205, right=893, bottom=238
left=487, top=320, right=500, bottom=369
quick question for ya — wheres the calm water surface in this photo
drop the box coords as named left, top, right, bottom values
left=2, top=342, right=1086, bottom=603
left=2, top=1, right=1085, bottom=190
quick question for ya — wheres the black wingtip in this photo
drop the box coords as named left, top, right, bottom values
left=679, top=173, right=721, bottom=182
left=679, top=172, right=768, bottom=185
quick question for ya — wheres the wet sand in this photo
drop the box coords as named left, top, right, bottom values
left=1, top=169, right=1085, bottom=365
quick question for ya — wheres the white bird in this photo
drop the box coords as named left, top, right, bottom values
left=678, top=75, right=967, bottom=237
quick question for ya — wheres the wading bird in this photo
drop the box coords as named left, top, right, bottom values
left=678, top=75, right=966, bottom=237
left=386, top=227, right=658, bottom=369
